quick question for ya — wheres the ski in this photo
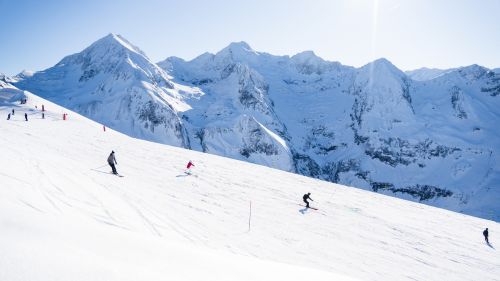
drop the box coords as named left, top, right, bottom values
left=184, top=171, right=198, bottom=178
left=298, top=204, right=318, bottom=210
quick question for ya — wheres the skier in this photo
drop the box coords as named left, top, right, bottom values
left=7, top=113, right=10, bottom=120
left=107, top=151, right=118, bottom=175
left=185, top=160, right=195, bottom=174
left=483, top=228, right=489, bottom=244
left=42, top=112, right=45, bottom=119
left=24, top=113, right=28, bottom=121
left=303, top=192, right=313, bottom=208
left=12, top=109, right=14, bottom=115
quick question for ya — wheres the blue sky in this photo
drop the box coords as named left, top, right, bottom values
left=0, top=0, right=499, bottom=76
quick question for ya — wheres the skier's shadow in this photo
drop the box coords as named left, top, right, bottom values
left=176, top=174, right=188, bottom=178
left=487, top=242, right=495, bottom=249
left=91, top=169, right=111, bottom=175
left=299, top=207, right=309, bottom=214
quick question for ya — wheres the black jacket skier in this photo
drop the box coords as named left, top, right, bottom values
left=483, top=228, right=489, bottom=244
left=7, top=113, right=10, bottom=120
left=303, top=193, right=313, bottom=208
left=107, top=151, right=118, bottom=175
left=24, top=113, right=28, bottom=121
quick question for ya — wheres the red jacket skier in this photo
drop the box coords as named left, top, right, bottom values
left=185, top=160, right=195, bottom=174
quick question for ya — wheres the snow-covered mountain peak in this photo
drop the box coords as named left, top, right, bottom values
left=432, top=64, right=491, bottom=84
left=53, top=33, right=175, bottom=90
left=456, top=64, right=490, bottom=80
left=1, top=73, right=12, bottom=84
left=362, top=58, right=404, bottom=76
left=14, top=34, right=191, bottom=148
left=51, top=33, right=158, bottom=77
left=289, top=50, right=350, bottom=75
left=357, top=58, right=407, bottom=87
left=186, top=52, right=218, bottom=68
left=15, top=69, right=34, bottom=79
left=0, top=74, right=17, bottom=89
left=291, top=50, right=321, bottom=62
left=0, top=78, right=10, bottom=90
left=93, top=33, right=148, bottom=57
left=219, top=41, right=254, bottom=54
left=213, top=41, right=260, bottom=65
left=0, top=75, right=27, bottom=104
left=351, top=58, right=415, bottom=129
left=290, top=50, right=332, bottom=75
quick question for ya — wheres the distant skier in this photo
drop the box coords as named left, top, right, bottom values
left=12, top=109, right=14, bottom=115
left=7, top=113, right=10, bottom=120
left=107, top=151, right=118, bottom=175
left=42, top=112, right=45, bottom=119
left=483, top=228, right=489, bottom=244
left=303, top=192, right=313, bottom=208
left=24, top=113, right=28, bottom=121
left=185, top=160, right=195, bottom=174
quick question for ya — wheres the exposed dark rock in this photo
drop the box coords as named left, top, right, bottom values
left=450, top=86, right=468, bottom=119
left=481, top=72, right=500, bottom=96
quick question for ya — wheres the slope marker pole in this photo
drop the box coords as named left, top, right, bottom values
left=248, top=201, right=252, bottom=232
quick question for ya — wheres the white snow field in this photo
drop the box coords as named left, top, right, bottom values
left=0, top=93, right=499, bottom=281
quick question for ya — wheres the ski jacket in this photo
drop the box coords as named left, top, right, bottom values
left=483, top=229, right=488, bottom=237
left=187, top=161, right=194, bottom=169
left=107, top=153, right=117, bottom=164
left=303, top=194, right=312, bottom=201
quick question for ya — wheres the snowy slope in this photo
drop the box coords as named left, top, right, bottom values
left=1, top=91, right=499, bottom=281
